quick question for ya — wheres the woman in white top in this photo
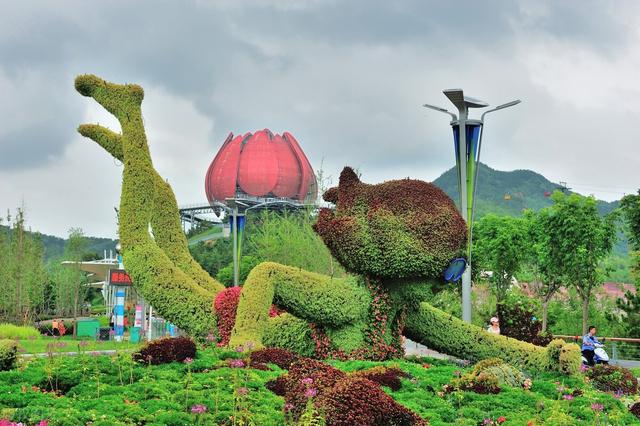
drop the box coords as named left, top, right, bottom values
left=487, top=317, right=500, bottom=334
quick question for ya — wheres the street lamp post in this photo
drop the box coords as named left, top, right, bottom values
left=423, top=89, right=520, bottom=323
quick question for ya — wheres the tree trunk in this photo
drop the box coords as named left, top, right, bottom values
left=73, top=279, right=79, bottom=339
left=541, top=300, right=549, bottom=332
left=581, top=297, right=590, bottom=335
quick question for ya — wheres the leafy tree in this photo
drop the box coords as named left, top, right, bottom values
left=472, top=214, right=531, bottom=302
left=245, top=210, right=346, bottom=277
left=216, top=255, right=261, bottom=287
left=620, top=191, right=640, bottom=283
left=524, top=209, right=563, bottom=332
left=64, top=228, right=89, bottom=337
left=189, top=238, right=233, bottom=278
left=0, top=209, right=47, bottom=324
left=545, top=192, right=618, bottom=334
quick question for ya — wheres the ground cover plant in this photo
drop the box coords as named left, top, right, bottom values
left=0, top=345, right=639, bottom=425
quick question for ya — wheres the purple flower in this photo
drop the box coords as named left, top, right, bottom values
left=78, top=341, right=89, bottom=348
left=109, top=329, right=115, bottom=336
left=237, top=387, right=249, bottom=396
left=245, top=341, right=255, bottom=350
left=483, top=419, right=493, bottom=425
left=183, top=357, right=193, bottom=364
left=562, top=394, right=574, bottom=401
left=591, top=403, right=604, bottom=412
left=614, top=390, right=623, bottom=398
left=304, top=388, right=317, bottom=398
left=206, top=333, right=217, bottom=342
left=556, top=385, right=565, bottom=392
left=91, top=351, right=101, bottom=357
left=300, top=377, right=314, bottom=386
left=236, top=345, right=245, bottom=353
left=228, top=359, right=245, bottom=368
left=191, top=404, right=207, bottom=414
left=56, top=341, right=67, bottom=348
left=284, top=403, right=294, bottom=411
left=580, top=364, right=588, bottom=372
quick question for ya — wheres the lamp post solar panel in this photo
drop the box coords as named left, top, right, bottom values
left=423, top=90, right=520, bottom=323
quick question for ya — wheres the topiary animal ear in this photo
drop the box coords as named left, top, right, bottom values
left=323, top=187, right=339, bottom=203
left=339, top=167, right=360, bottom=187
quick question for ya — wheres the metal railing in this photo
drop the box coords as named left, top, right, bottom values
left=554, top=335, right=640, bottom=364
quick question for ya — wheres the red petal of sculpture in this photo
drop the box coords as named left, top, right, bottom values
left=283, top=132, right=316, bottom=201
left=238, top=129, right=279, bottom=196
left=205, top=133, right=242, bottom=203
left=272, top=133, right=301, bottom=198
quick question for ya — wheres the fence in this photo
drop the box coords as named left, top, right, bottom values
left=554, top=335, right=640, bottom=364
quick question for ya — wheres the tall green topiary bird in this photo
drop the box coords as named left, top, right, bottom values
left=75, top=75, right=580, bottom=373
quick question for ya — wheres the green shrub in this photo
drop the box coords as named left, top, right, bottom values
left=0, top=323, right=40, bottom=340
left=0, top=339, right=18, bottom=371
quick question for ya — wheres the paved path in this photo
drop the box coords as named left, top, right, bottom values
left=20, top=349, right=133, bottom=358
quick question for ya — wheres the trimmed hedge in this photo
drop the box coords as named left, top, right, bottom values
left=0, top=339, right=17, bottom=371
left=75, top=75, right=221, bottom=340
left=313, top=167, right=467, bottom=279
left=586, top=364, right=638, bottom=395
left=404, top=301, right=580, bottom=373
left=262, top=313, right=316, bottom=357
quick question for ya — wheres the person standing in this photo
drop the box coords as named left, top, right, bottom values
left=487, top=317, right=500, bottom=334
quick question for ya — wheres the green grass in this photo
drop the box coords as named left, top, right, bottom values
left=0, top=324, right=40, bottom=340
left=0, top=348, right=638, bottom=425
left=13, top=336, right=142, bottom=354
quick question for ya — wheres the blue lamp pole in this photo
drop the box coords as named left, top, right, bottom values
left=424, top=89, right=520, bottom=323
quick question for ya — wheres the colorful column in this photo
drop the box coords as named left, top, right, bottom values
left=114, top=289, right=125, bottom=342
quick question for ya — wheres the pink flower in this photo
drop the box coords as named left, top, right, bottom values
left=591, top=403, right=604, bottom=411
left=206, top=333, right=217, bottom=342
left=284, top=403, right=294, bottom=411
left=183, top=357, right=193, bottom=364
left=236, top=345, right=245, bottom=353
left=228, top=359, right=245, bottom=368
left=562, top=394, right=574, bottom=401
left=497, top=416, right=506, bottom=424
left=580, top=364, right=588, bottom=372
left=191, top=404, right=207, bottom=414
left=304, top=387, right=317, bottom=398
left=300, top=377, right=313, bottom=386
left=483, top=419, right=492, bottom=425
left=38, top=421, right=48, bottom=426
left=237, top=387, right=249, bottom=396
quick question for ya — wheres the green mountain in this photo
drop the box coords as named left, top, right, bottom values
left=433, top=162, right=620, bottom=218
left=0, top=225, right=117, bottom=261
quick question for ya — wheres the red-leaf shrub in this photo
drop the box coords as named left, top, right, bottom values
left=351, top=366, right=409, bottom=391
left=214, top=287, right=243, bottom=346
left=265, top=375, right=289, bottom=396
left=496, top=295, right=552, bottom=346
left=630, top=402, right=640, bottom=419
left=318, top=376, right=426, bottom=426
left=250, top=348, right=299, bottom=369
left=132, top=336, right=196, bottom=365
left=586, top=364, right=638, bottom=395
left=268, top=358, right=425, bottom=425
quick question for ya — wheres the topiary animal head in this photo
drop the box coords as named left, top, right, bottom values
left=313, top=167, right=467, bottom=280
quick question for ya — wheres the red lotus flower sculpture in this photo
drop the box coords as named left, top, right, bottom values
left=205, top=129, right=317, bottom=203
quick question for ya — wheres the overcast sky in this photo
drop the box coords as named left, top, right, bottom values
left=1, top=0, right=639, bottom=239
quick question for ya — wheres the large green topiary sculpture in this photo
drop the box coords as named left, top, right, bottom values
left=75, top=75, right=579, bottom=373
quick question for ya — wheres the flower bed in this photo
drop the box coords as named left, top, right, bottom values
left=0, top=347, right=638, bottom=425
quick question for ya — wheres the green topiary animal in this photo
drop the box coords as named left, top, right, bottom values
left=75, top=75, right=579, bottom=373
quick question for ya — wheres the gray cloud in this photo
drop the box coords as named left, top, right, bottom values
left=1, top=0, right=639, bottom=237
